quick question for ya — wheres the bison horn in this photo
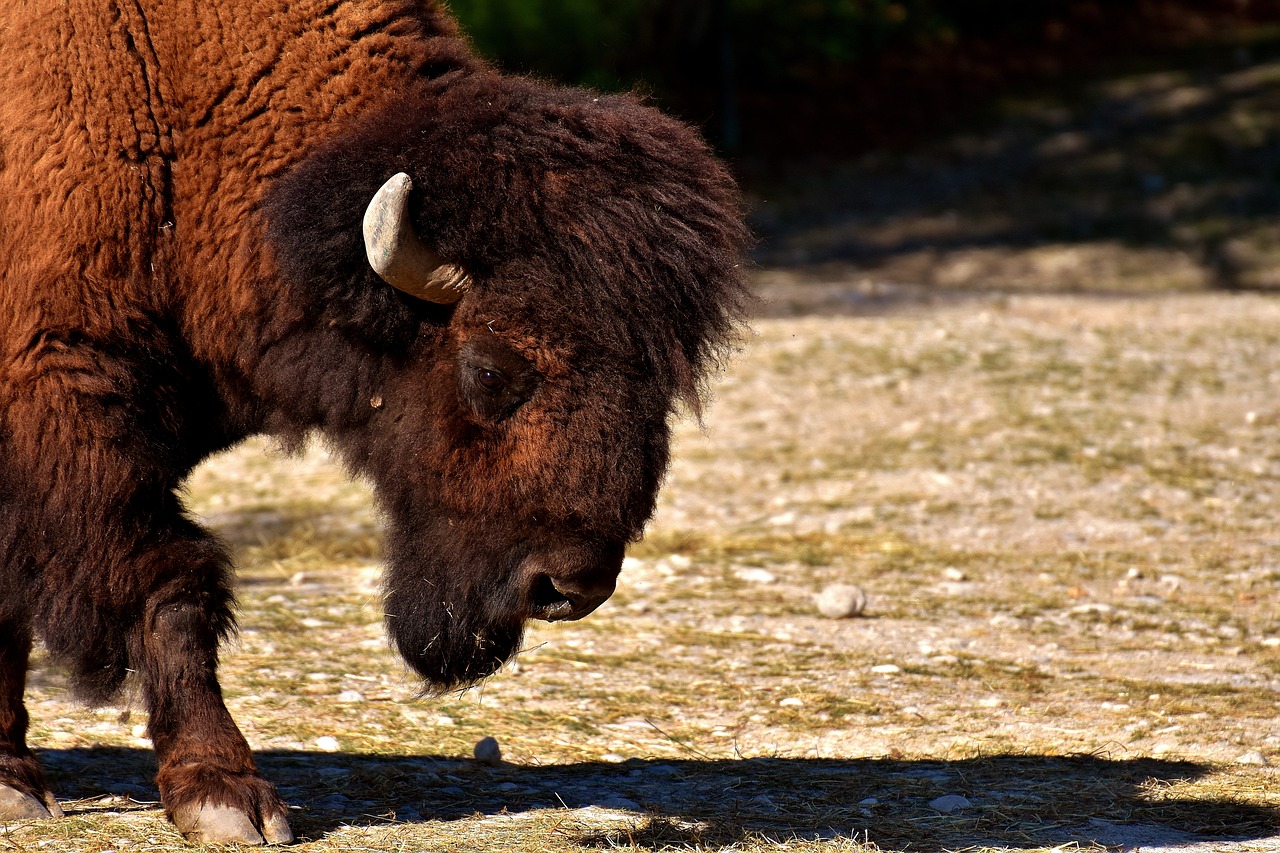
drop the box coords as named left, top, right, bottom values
left=362, top=172, right=471, bottom=304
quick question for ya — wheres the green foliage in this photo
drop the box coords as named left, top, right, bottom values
left=448, top=0, right=936, bottom=91
left=447, top=0, right=663, bottom=91
left=445, top=1, right=1099, bottom=91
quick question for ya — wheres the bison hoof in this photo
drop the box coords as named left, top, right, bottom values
left=172, top=802, right=294, bottom=845
left=0, top=784, right=62, bottom=821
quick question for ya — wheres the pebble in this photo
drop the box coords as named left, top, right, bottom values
left=474, top=736, right=502, bottom=766
left=315, top=736, right=341, bottom=753
left=871, top=664, right=901, bottom=674
left=929, top=794, right=972, bottom=812
left=1236, top=750, right=1268, bottom=766
left=597, top=796, right=640, bottom=811
left=336, top=690, right=364, bottom=703
left=816, top=584, right=867, bottom=618
left=734, top=567, right=777, bottom=584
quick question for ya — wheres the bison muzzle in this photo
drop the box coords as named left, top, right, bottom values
left=0, top=0, right=750, bottom=845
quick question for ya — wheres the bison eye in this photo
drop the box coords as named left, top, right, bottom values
left=476, top=368, right=507, bottom=393
left=458, top=335, right=539, bottom=422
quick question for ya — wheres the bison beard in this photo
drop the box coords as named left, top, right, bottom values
left=0, top=0, right=750, bottom=845
left=382, top=524, right=528, bottom=689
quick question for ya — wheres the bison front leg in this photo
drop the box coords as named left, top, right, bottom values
left=139, top=586, right=292, bottom=845
left=0, top=621, right=62, bottom=821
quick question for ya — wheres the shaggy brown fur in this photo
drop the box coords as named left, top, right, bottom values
left=0, top=0, right=749, bottom=842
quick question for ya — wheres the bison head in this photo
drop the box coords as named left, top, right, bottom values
left=263, top=73, right=750, bottom=689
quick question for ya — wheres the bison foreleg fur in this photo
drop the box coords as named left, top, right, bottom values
left=0, top=619, right=62, bottom=821
left=135, top=576, right=293, bottom=845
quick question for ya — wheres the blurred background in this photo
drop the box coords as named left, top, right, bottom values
left=448, top=0, right=1280, bottom=303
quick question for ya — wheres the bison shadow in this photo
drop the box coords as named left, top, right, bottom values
left=34, top=747, right=1279, bottom=850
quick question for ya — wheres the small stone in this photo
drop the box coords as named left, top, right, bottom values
left=597, top=796, right=640, bottom=811
left=816, top=584, right=867, bottom=618
left=336, top=690, right=364, bottom=703
left=474, top=736, right=502, bottom=766
left=929, top=794, right=972, bottom=812
left=871, top=664, right=901, bottom=674
left=779, top=697, right=804, bottom=708
left=859, top=797, right=878, bottom=806
left=131, top=724, right=148, bottom=739
left=734, top=567, right=777, bottom=584
left=315, top=736, right=341, bottom=753
left=943, top=567, right=968, bottom=582
left=600, top=752, right=627, bottom=763
left=1236, top=750, right=1268, bottom=766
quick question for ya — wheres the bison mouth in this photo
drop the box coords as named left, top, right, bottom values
left=381, top=535, right=625, bottom=690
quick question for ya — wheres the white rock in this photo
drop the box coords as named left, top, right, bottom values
left=816, top=584, right=867, bottom=618
left=336, top=690, right=364, bottom=703
left=871, top=664, right=901, bottom=674
left=474, top=736, right=502, bottom=766
left=943, top=567, right=968, bottom=582
left=929, top=794, right=972, bottom=812
left=779, top=697, right=804, bottom=708
left=1236, top=750, right=1268, bottom=766
left=734, top=567, right=777, bottom=584
left=315, top=736, right=341, bottom=753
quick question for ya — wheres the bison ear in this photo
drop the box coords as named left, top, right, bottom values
left=362, top=172, right=472, bottom=304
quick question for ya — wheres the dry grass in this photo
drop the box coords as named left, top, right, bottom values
left=5, top=290, right=1279, bottom=853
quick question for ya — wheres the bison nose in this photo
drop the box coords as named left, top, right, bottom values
left=528, top=573, right=617, bottom=622
left=525, top=542, right=623, bottom=622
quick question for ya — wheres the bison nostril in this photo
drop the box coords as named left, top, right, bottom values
left=527, top=573, right=615, bottom=622
left=529, top=574, right=575, bottom=621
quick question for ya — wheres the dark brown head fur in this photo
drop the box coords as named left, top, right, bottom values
left=263, top=71, right=751, bottom=685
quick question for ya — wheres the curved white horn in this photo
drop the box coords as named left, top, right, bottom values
left=362, top=172, right=471, bottom=304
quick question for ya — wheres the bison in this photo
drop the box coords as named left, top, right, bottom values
left=0, top=0, right=749, bottom=844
